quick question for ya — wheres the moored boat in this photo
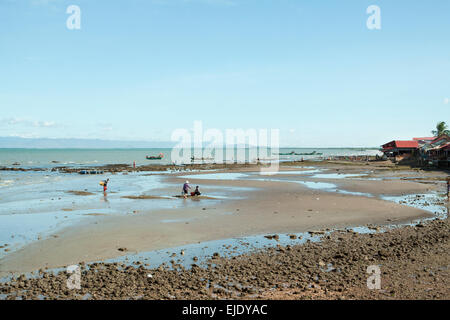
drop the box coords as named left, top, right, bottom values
left=146, top=153, right=164, bottom=160
left=275, top=151, right=323, bottom=156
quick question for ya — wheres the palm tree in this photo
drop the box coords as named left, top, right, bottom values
left=432, top=121, right=450, bottom=136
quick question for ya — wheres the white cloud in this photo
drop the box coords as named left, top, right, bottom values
left=8, top=133, right=40, bottom=139
left=1, top=117, right=59, bottom=128
left=1, top=117, right=28, bottom=125
left=33, top=121, right=57, bottom=128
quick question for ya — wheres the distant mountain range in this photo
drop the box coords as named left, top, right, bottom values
left=0, top=137, right=176, bottom=149
left=0, top=137, right=378, bottom=149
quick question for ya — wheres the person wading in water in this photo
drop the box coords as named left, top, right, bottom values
left=100, top=178, right=110, bottom=193
left=182, top=180, right=191, bottom=199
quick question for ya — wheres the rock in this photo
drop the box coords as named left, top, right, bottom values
left=416, top=223, right=425, bottom=228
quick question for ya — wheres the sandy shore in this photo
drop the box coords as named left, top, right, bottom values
left=0, top=162, right=445, bottom=279
left=1, top=213, right=448, bottom=300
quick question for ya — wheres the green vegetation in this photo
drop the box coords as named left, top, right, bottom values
left=432, top=121, right=450, bottom=136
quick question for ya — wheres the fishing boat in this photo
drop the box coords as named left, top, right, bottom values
left=297, top=151, right=323, bottom=156
left=190, top=156, right=214, bottom=161
left=79, top=169, right=104, bottom=175
left=146, top=153, right=164, bottom=160
left=275, top=151, right=323, bottom=156
left=276, top=151, right=297, bottom=155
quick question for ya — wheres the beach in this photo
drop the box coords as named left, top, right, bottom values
left=0, top=159, right=449, bottom=299
left=3, top=0, right=449, bottom=304
left=2, top=215, right=448, bottom=300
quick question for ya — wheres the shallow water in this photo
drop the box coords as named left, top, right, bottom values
left=180, top=169, right=373, bottom=198
left=1, top=166, right=441, bottom=259
left=104, top=232, right=323, bottom=271
left=179, top=172, right=249, bottom=181
left=250, top=176, right=375, bottom=198
left=0, top=171, right=233, bottom=258
left=381, top=193, right=448, bottom=218
left=311, top=173, right=368, bottom=179
left=262, top=169, right=322, bottom=175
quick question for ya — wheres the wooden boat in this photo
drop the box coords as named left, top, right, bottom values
left=276, top=151, right=297, bottom=155
left=79, top=170, right=104, bottom=175
left=146, top=153, right=164, bottom=160
left=190, top=156, right=214, bottom=161
left=297, top=151, right=323, bottom=156
left=275, top=151, right=323, bottom=156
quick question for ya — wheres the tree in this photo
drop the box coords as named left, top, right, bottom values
left=432, top=121, right=450, bottom=137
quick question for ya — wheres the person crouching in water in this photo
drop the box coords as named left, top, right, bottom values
left=182, top=180, right=191, bottom=199
left=191, top=186, right=201, bottom=197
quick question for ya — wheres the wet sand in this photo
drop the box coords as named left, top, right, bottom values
left=0, top=163, right=444, bottom=277
left=1, top=213, right=448, bottom=300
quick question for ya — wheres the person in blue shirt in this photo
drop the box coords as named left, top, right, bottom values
left=182, top=180, right=191, bottom=199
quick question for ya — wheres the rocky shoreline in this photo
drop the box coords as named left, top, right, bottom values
left=1, top=214, right=448, bottom=300
left=1, top=162, right=265, bottom=173
left=0, top=158, right=384, bottom=174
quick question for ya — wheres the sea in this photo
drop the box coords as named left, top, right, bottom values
left=0, top=148, right=382, bottom=168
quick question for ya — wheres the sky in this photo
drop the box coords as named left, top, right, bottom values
left=0, top=0, right=449, bottom=147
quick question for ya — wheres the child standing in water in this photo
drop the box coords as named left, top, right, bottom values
left=101, top=178, right=110, bottom=193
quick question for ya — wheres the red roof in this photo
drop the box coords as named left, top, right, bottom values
left=382, top=140, right=418, bottom=151
left=413, top=137, right=435, bottom=141
left=394, top=140, right=419, bottom=148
